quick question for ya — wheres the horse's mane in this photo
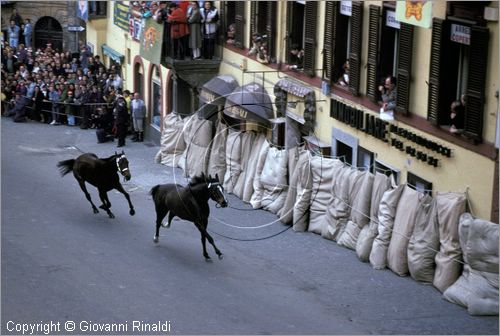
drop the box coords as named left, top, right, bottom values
left=189, top=174, right=218, bottom=186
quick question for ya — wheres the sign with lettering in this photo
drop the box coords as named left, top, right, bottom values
left=200, top=89, right=217, bottom=104
left=114, top=1, right=130, bottom=31
left=450, top=24, right=471, bottom=45
left=340, top=1, right=352, bottom=16
left=386, top=10, right=400, bottom=29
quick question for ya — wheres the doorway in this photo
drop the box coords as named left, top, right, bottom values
left=34, top=16, right=63, bottom=51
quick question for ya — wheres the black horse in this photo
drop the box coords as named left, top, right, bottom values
left=57, top=151, right=135, bottom=218
left=150, top=173, right=228, bottom=261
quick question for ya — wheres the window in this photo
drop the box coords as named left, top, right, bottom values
left=427, top=17, right=489, bottom=143
left=89, top=1, right=107, bottom=17
left=150, top=66, right=161, bottom=128
left=323, top=1, right=363, bottom=95
left=286, top=1, right=317, bottom=76
left=375, top=160, right=400, bottom=184
left=336, top=140, right=353, bottom=164
left=134, top=62, right=144, bottom=98
left=249, top=2, right=277, bottom=62
left=366, top=4, right=414, bottom=115
left=332, top=127, right=358, bottom=165
left=407, top=172, right=432, bottom=195
left=357, top=146, right=373, bottom=171
left=222, top=1, right=245, bottom=48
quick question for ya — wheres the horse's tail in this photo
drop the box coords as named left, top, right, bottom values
left=150, top=185, right=160, bottom=198
left=57, top=159, right=75, bottom=177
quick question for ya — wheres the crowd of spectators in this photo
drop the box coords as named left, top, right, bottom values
left=1, top=8, right=131, bottom=145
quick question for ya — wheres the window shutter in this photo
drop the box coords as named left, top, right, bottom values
left=235, top=2, right=245, bottom=49
left=464, top=26, right=489, bottom=142
left=304, top=1, right=317, bottom=77
left=250, top=2, right=257, bottom=35
left=266, top=2, right=277, bottom=61
left=427, top=18, right=444, bottom=125
left=286, top=2, right=293, bottom=63
left=322, top=1, right=336, bottom=84
left=366, top=5, right=380, bottom=101
left=349, top=1, right=363, bottom=96
left=395, top=23, right=414, bottom=115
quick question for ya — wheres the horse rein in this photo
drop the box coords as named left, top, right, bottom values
left=207, top=182, right=227, bottom=208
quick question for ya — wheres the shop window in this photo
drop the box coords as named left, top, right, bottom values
left=332, top=127, right=358, bottom=165
left=323, top=1, right=363, bottom=95
left=286, top=1, right=317, bottom=77
left=336, top=141, right=353, bottom=165
left=357, top=146, right=373, bottom=171
left=427, top=18, right=489, bottom=143
left=407, top=172, right=432, bottom=195
left=134, top=62, right=144, bottom=98
left=366, top=4, right=413, bottom=115
left=375, top=160, right=399, bottom=184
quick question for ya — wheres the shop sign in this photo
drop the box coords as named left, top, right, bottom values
left=340, top=1, right=352, bottom=16
left=226, top=105, right=248, bottom=120
left=450, top=24, right=471, bottom=45
left=129, top=17, right=143, bottom=41
left=386, top=10, right=400, bottom=29
left=114, top=1, right=130, bottom=31
left=200, top=89, right=216, bottom=104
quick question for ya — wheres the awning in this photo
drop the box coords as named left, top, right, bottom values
left=199, top=75, right=238, bottom=105
left=276, top=78, right=314, bottom=97
left=102, top=44, right=125, bottom=64
left=224, top=83, right=274, bottom=126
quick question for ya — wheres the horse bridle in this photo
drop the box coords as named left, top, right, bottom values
left=116, top=155, right=129, bottom=175
left=207, top=182, right=227, bottom=208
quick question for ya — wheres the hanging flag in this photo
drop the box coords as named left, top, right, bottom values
left=77, top=0, right=89, bottom=21
left=396, top=1, right=433, bottom=28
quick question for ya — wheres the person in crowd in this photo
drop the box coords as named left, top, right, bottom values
left=6, top=92, right=28, bottom=122
left=30, top=85, right=44, bottom=121
left=450, top=100, right=465, bottom=134
left=10, top=8, right=23, bottom=27
left=378, top=75, right=397, bottom=112
left=167, top=2, right=189, bottom=60
left=48, top=84, right=61, bottom=125
left=64, top=90, right=77, bottom=126
left=200, top=1, right=218, bottom=59
left=226, top=23, right=236, bottom=45
left=248, top=33, right=261, bottom=56
left=76, top=84, right=91, bottom=129
left=8, top=20, right=20, bottom=50
left=286, top=43, right=304, bottom=71
left=187, top=1, right=202, bottom=60
left=23, top=19, right=33, bottom=48
left=94, top=107, right=115, bottom=143
left=5, top=51, right=16, bottom=74
left=16, top=43, right=28, bottom=65
left=130, top=92, right=146, bottom=142
left=114, top=93, right=129, bottom=147
left=338, top=60, right=350, bottom=87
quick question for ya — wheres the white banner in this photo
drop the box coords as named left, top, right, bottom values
left=386, top=10, right=401, bottom=29
left=340, top=1, right=352, bottom=16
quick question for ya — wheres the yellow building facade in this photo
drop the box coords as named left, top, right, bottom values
left=85, top=1, right=498, bottom=222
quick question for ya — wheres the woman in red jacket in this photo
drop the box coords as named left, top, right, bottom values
left=167, top=2, right=189, bottom=60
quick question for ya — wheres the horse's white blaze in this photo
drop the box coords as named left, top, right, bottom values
left=218, top=185, right=227, bottom=203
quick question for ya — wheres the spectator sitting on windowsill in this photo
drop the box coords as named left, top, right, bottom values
left=247, top=33, right=262, bottom=56
left=378, top=75, right=397, bottom=112
left=227, top=23, right=236, bottom=45
left=338, top=60, right=350, bottom=87
left=450, top=100, right=465, bottom=134
left=256, top=40, right=269, bottom=64
left=285, top=43, right=304, bottom=71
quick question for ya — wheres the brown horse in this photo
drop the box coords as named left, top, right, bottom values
left=57, top=151, right=135, bottom=218
left=150, top=173, right=227, bottom=261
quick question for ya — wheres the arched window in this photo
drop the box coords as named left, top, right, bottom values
left=34, top=16, right=63, bottom=51
left=134, top=61, right=144, bottom=98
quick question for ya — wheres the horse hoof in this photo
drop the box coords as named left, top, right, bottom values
left=130, top=209, right=135, bottom=216
left=218, top=254, right=223, bottom=260
left=153, top=236, right=159, bottom=243
left=204, top=257, right=212, bottom=263
left=108, top=213, right=115, bottom=219
left=93, top=209, right=99, bottom=214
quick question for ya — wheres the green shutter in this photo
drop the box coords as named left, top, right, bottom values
left=349, top=1, right=363, bottom=96
left=427, top=18, right=444, bottom=125
left=250, top=2, right=256, bottom=36
left=464, top=26, right=489, bottom=142
left=303, top=1, right=317, bottom=77
left=235, top=2, right=245, bottom=49
left=286, top=2, right=293, bottom=64
left=322, top=1, right=336, bottom=84
left=366, top=5, right=380, bottom=101
left=395, top=23, right=414, bottom=115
